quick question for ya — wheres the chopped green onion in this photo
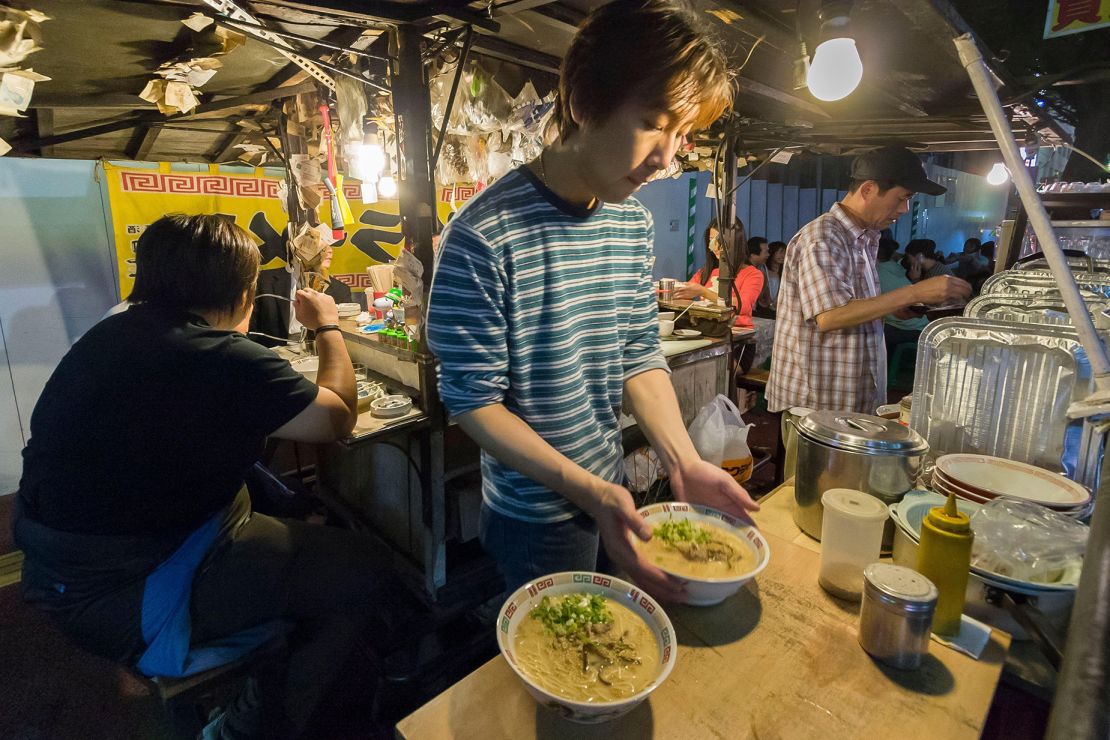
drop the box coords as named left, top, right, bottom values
left=530, top=593, right=612, bottom=642
left=653, top=517, right=712, bottom=546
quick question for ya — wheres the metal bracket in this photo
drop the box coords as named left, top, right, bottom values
left=201, top=0, right=336, bottom=91
left=984, top=585, right=1064, bottom=671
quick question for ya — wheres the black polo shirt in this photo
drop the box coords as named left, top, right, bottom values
left=18, top=303, right=318, bottom=540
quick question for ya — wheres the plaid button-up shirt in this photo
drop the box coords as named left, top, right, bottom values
left=767, top=203, right=886, bottom=414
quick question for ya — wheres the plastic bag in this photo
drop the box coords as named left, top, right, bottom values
left=970, top=499, right=1088, bottom=586
left=688, top=394, right=754, bottom=484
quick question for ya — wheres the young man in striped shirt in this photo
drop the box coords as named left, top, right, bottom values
left=426, top=0, right=758, bottom=602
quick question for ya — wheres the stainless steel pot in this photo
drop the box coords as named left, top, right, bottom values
left=792, top=411, right=928, bottom=551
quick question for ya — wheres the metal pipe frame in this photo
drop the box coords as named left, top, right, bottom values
left=953, top=31, right=1110, bottom=740
left=955, top=35, right=1110, bottom=388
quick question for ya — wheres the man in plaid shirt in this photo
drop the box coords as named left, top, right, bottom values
left=767, top=147, right=972, bottom=414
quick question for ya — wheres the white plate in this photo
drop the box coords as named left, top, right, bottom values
left=672, top=329, right=701, bottom=338
left=936, top=454, right=1092, bottom=508
left=891, top=490, right=1080, bottom=593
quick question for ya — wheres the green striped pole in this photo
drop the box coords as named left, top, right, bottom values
left=686, top=175, right=697, bottom=279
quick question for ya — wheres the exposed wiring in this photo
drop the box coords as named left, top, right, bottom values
left=736, top=35, right=766, bottom=72
left=1062, top=142, right=1110, bottom=174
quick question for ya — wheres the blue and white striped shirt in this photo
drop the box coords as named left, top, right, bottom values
left=426, top=167, right=668, bottom=523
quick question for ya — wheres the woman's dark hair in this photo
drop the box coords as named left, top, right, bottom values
left=767, top=241, right=787, bottom=273
left=553, top=0, right=732, bottom=142
left=746, top=236, right=768, bottom=261
left=980, top=241, right=995, bottom=260
left=877, top=237, right=900, bottom=262
left=904, top=238, right=937, bottom=259
left=128, top=214, right=260, bottom=316
left=698, top=219, right=720, bottom=285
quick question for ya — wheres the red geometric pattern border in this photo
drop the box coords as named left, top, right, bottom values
left=334, top=272, right=372, bottom=288
left=120, top=171, right=282, bottom=199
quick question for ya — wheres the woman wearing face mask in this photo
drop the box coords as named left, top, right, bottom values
left=674, top=220, right=764, bottom=329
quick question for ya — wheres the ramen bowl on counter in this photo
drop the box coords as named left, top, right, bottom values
left=496, top=572, right=677, bottom=724
left=637, top=502, right=770, bottom=606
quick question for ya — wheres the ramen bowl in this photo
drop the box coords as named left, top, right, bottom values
left=496, top=571, right=677, bottom=724
left=637, top=502, right=771, bottom=606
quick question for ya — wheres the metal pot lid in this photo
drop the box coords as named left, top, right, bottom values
left=797, top=410, right=928, bottom=454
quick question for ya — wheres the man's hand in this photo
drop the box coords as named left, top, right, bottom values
left=669, top=459, right=760, bottom=524
left=590, top=481, right=688, bottom=602
left=912, top=275, right=971, bottom=307
left=293, top=288, right=339, bottom=330
left=673, top=282, right=707, bottom=301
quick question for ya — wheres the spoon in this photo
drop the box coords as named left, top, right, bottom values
left=673, top=301, right=697, bottom=323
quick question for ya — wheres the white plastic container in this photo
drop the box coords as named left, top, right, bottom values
left=818, top=488, right=888, bottom=601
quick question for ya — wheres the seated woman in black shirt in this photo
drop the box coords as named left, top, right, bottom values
left=14, top=214, right=397, bottom=739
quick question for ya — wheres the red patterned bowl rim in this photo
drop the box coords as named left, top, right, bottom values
left=936, top=454, right=1091, bottom=508
left=635, top=502, right=771, bottom=584
left=495, top=571, right=678, bottom=711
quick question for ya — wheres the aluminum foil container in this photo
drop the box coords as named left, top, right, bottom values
left=982, top=269, right=1110, bottom=299
left=963, top=294, right=1110, bottom=331
left=910, top=317, right=1106, bottom=493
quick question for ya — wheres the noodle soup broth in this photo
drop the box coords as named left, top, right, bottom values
left=497, top=572, right=677, bottom=724
left=637, top=503, right=771, bottom=606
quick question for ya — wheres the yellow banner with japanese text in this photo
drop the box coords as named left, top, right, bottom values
left=103, top=162, right=477, bottom=299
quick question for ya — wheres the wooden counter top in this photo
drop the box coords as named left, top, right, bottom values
left=397, top=484, right=1011, bottom=739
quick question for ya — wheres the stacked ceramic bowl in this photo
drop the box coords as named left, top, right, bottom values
left=336, top=302, right=362, bottom=319
left=931, top=453, right=1092, bottom=519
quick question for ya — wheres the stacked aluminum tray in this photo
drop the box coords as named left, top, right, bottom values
left=910, top=317, right=1106, bottom=493
left=963, top=294, right=1110, bottom=330
left=982, top=269, right=1110, bottom=299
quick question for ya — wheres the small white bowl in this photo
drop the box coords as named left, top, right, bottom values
left=370, top=394, right=412, bottom=418
left=496, top=572, right=677, bottom=724
left=658, top=311, right=676, bottom=321
left=658, top=319, right=674, bottom=337
left=637, top=502, right=770, bottom=606
left=290, top=356, right=318, bottom=383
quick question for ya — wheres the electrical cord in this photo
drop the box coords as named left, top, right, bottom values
left=1061, top=142, right=1110, bottom=174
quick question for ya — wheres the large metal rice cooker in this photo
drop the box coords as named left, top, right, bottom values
left=792, top=411, right=927, bottom=551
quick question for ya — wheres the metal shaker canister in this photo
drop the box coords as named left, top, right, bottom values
left=658, top=278, right=676, bottom=302
left=791, top=411, right=928, bottom=551
left=858, top=563, right=938, bottom=670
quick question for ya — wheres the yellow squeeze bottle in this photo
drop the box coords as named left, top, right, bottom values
left=915, top=492, right=973, bottom=637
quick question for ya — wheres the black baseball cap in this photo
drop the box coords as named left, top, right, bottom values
left=850, top=146, right=946, bottom=196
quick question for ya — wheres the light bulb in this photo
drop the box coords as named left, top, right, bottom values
left=363, top=139, right=386, bottom=179
left=806, top=38, right=863, bottom=101
left=986, top=163, right=1009, bottom=186
left=378, top=175, right=397, bottom=199
left=360, top=182, right=378, bottom=204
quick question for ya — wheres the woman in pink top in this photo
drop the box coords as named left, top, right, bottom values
left=675, top=221, right=764, bottom=329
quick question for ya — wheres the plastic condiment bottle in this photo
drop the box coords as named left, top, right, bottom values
left=915, top=492, right=973, bottom=636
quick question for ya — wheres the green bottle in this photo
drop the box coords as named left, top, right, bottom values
left=915, top=493, right=973, bottom=637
